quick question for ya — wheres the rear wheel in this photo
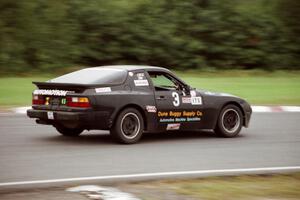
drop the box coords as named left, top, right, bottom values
left=111, top=108, right=144, bottom=144
left=55, top=124, right=83, bottom=137
left=214, top=104, right=243, bottom=137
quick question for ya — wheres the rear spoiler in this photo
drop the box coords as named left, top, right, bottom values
left=33, top=81, right=119, bottom=90
left=33, top=82, right=91, bottom=90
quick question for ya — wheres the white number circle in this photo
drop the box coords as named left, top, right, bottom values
left=172, top=92, right=180, bottom=107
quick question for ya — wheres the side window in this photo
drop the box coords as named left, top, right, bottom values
left=149, top=72, right=183, bottom=91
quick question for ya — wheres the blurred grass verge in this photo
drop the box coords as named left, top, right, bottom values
left=179, top=70, right=300, bottom=106
left=121, top=172, right=300, bottom=200
left=0, top=77, right=50, bottom=108
left=0, top=70, right=299, bottom=107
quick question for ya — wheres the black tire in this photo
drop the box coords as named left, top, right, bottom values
left=214, top=104, right=243, bottom=138
left=111, top=108, right=144, bottom=144
left=55, top=124, right=83, bottom=137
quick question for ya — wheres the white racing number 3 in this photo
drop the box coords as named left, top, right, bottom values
left=172, top=92, right=180, bottom=107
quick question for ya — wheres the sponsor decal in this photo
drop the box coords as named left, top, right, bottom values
left=191, top=96, right=202, bottom=105
left=190, top=90, right=197, bottom=97
left=134, top=79, right=149, bottom=86
left=182, top=97, right=191, bottom=104
left=33, top=89, right=73, bottom=96
left=182, top=96, right=202, bottom=105
left=172, top=92, right=180, bottom=107
left=167, top=123, right=180, bottom=130
left=146, top=105, right=157, bottom=113
left=95, top=87, right=111, bottom=93
left=47, top=111, right=54, bottom=120
left=136, top=73, right=145, bottom=80
left=134, top=73, right=149, bottom=86
left=186, top=117, right=201, bottom=122
left=61, top=98, right=67, bottom=105
left=158, top=110, right=203, bottom=123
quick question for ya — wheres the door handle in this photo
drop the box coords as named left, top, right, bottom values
left=156, top=96, right=167, bottom=100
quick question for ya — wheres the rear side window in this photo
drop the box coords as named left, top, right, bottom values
left=48, top=68, right=127, bottom=85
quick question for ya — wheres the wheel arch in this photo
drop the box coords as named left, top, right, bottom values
left=220, top=101, right=246, bottom=127
left=112, top=104, right=147, bottom=131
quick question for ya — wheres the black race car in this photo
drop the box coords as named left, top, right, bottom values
left=27, top=65, right=252, bottom=144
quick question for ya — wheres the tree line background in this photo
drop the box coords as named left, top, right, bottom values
left=0, top=0, right=299, bottom=74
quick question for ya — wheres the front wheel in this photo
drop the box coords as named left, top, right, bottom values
left=55, top=124, right=83, bottom=137
left=214, top=104, right=243, bottom=137
left=111, top=108, right=144, bottom=144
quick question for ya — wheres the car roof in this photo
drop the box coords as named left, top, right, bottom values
left=91, top=65, right=169, bottom=72
left=92, top=65, right=189, bottom=85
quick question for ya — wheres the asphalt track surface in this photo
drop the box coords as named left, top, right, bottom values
left=0, top=113, right=299, bottom=186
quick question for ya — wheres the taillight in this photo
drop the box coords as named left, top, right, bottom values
left=66, top=97, right=91, bottom=108
left=32, top=95, right=45, bottom=105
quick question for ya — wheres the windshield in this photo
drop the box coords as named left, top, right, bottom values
left=48, top=68, right=127, bottom=85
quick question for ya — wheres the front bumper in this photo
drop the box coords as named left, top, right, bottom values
left=27, top=109, right=111, bottom=129
left=241, top=102, right=252, bottom=128
left=244, top=110, right=251, bottom=127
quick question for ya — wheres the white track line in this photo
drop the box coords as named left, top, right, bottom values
left=251, top=106, right=300, bottom=112
left=67, top=185, right=140, bottom=200
left=281, top=106, right=300, bottom=112
left=12, top=106, right=31, bottom=114
left=0, top=166, right=300, bottom=187
left=251, top=106, right=272, bottom=112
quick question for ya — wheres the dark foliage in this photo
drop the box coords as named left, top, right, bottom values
left=0, top=0, right=299, bottom=73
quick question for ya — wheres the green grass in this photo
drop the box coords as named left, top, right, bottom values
left=176, top=70, right=300, bottom=105
left=181, top=77, right=300, bottom=105
left=176, top=174, right=300, bottom=200
left=0, top=70, right=299, bottom=107
left=125, top=173, right=300, bottom=200
left=0, top=77, right=50, bottom=107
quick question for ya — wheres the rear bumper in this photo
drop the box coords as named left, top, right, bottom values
left=27, top=109, right=111, bottom=129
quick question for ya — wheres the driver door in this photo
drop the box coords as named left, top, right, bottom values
left=147, top=71, right=203, bottom=131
